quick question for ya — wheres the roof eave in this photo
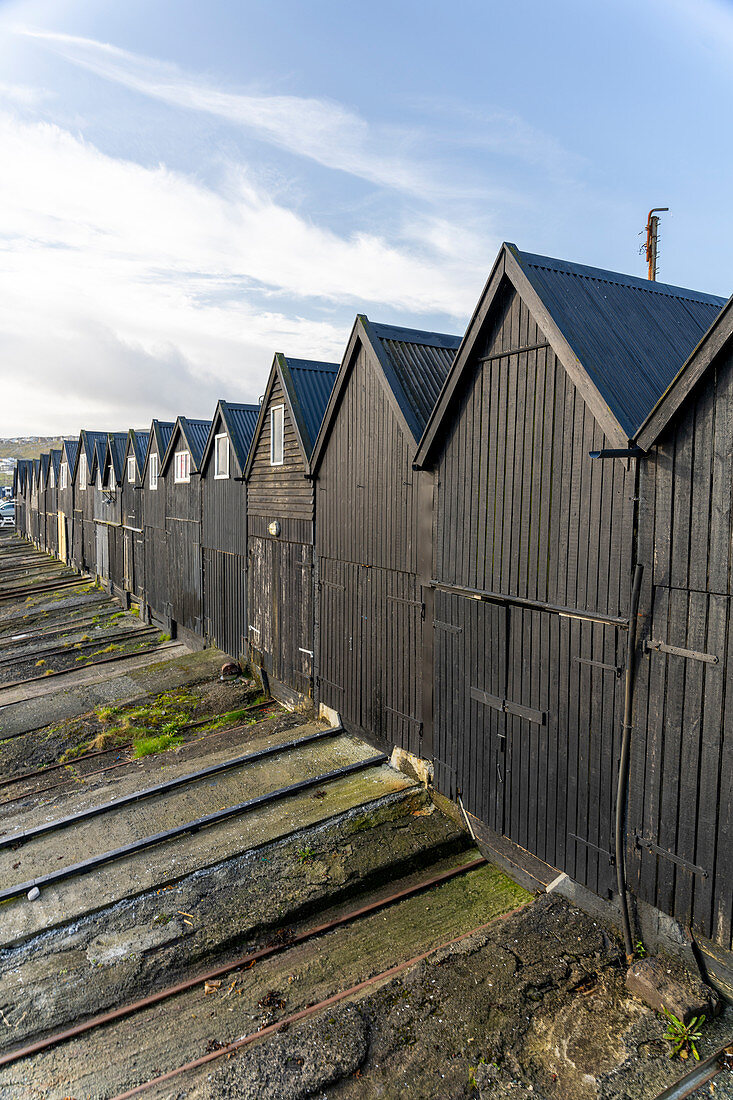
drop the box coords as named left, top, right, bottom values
left=634, top=294, right=733, bottom=451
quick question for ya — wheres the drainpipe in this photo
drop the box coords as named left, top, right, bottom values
left=616, top=559, right=644, bottom=962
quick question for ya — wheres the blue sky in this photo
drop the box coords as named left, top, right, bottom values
left=0, top=0, right=730, bottom=435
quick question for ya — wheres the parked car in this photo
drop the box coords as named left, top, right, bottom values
left=0, top=501, right=15, bottom=527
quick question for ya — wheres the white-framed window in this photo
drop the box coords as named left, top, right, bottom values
left=49, top=466, right=55, bottom=489
left=174, top=450, right=191, bottom=483
left=60, top=462, right=67, bottom=490
left=270, top=404, right=284, bottom=466
left=149, top=453, right=159, bottom=490
left=128, top=455, right=136, bottom=483
left=79, top=454, right=87, bottom=491
left=96, top=467, right=102, bottom=490
left=214, top=433, right=229, bottom=479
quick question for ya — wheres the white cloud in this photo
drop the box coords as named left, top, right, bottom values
left=15, top=26, right=454, bottom=199
left=0, top=109, right=489, bottom=435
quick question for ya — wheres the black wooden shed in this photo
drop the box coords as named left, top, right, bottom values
left=625, top=293, right=733, bottom=980
left=199, top=400, right=259, bottom=663
left=57, top=439, right=78, bottom=564
left=73, top=430, right=108, bottom=574
left=310, top=317, right=460, bottom=752
left=160, top=416, right=212, bottom=641
left=141, top=419, right=175, bottom=627
left=415, top=243, right=727, bottom=958
left=245, top=354, right=338, bottom=701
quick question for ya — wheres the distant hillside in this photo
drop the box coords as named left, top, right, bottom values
left=0, top=438, right=67, bottom=488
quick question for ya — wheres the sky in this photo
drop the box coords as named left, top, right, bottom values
left=0, top=0, right=731, bottom=436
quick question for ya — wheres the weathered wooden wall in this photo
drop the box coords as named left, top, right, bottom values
left=630, top=345, right=733, bottom=952
left=247, top=371, right=316, bottom=696
left=248, top=373, right=312, bottom=523
left=430, top=280, right=633, bottom=901
left=315, top=344, right=424, bottom=754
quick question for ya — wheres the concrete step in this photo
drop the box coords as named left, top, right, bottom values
left=0, top=728, right=384, bottom=892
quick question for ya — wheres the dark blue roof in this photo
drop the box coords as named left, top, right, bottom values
left=63, top=439, right=79, bottom=472
left=107, top=433, right=128, bottom=484
left=512, top=247, right=727, bottom=439
left=219, top=403, right=260, bottom=471
left=180, top=418, right=212, bottom=470
left=366, top=319, right=461, bottom=442
left=151, top=420, right=175, bottom=460
left=130, top=430, right=149, bottom=469
left=283, top=358, right=339, bottom=457
left=49, top=449, right=62, bottom=479
left=40, top=453, right=49, bottom=485
left=80, top=430, right=109, bottom=466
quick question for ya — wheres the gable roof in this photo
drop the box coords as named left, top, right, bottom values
left=161, top=417, right=212, bottom=474
left=121, top=428, right=150, bottom=474
left=416, top=243, right=727, bottom=463
left=142, top=420, right=175, bottom=481
left=634, top=293, right=733, bottom=449
left=79, top=430, right=109, bottom=469
left=202, top=401, right=259, bottom=476
left=61, top=439, right=79, bottom=475
left=244, top=355, right=339, bottom=478
left=309, top=315, right=460, bottom=475
left=48, top=449, right=62, bottom=484
left=39, top=453, right=50, bottom=489
left=104, top=432, right=129, bottom=486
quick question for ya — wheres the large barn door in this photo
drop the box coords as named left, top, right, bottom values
left=433, top=591, right=507, bottom=831
left=630, top=586, right=730, bottom=946
left=318, top=557, right=347, bottom=715
left=95, top=523, right=109, bottom=581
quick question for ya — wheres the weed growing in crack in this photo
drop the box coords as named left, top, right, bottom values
left=663, top=1007, right=705, bottom=1061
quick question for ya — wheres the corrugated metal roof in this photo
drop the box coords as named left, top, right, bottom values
left=40, top=453, right=49, bottom=485
left=63, top=439, right=79, bottom=471
left=130, top=430, right=150, bottom=469
left=81, top=430, right=109, bottom=466
left=514, top=248, right=727, bottom=439
left=218, top=403, right=259, bottom=472
left=179, top=418, right=212, bottom=470
left=49, top=449, right=62, bottom=480
left=370, top=321, right=461, bottom=442
left=108, top=433, right=128, bottom=484
left=284, top=358, right=339, bottom=457
left=152, top=420, right=175, bottom=460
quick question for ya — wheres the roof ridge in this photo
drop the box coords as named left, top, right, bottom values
left=517, top=249, right=726, bottom=305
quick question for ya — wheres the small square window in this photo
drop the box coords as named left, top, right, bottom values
left=128, top=456, right=136, bottom=483
left=270, top=405, right=284, bottom=466
left=174, top=450, right=191, bottom=483
left=149, top=453, right=159, bottom=490
left=214, top=434, right=229, bottom=479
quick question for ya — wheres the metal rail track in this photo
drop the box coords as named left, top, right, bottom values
left=0, top=596, right=113, bottom=641
left=0, top=613, right=122, bottom=651
left=1, top=724, right=342, bottom=851
left=0, top=632, right=168, bottom=689
left=0, top=624, right=161, bottom=668
left=0, top=640, right=182, bottom=702
left=0, top=703, right=282, bottom=807
left=110, top=892, right=521, bottom=1100
left=0, top=698, right=277, bottom=793
left=0, top=857, right=487, bottom=1071
left=649, top=1040, right=733, bottom=1099
left=0, top=744, right=387, bottom=903
left=0, top=577, right=87, bottom=602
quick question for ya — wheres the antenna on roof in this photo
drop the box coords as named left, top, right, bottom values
left=642, top=208, right=669, bottom=281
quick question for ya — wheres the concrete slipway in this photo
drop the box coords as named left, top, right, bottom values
left=0, top=534, right=730, bottom=1100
